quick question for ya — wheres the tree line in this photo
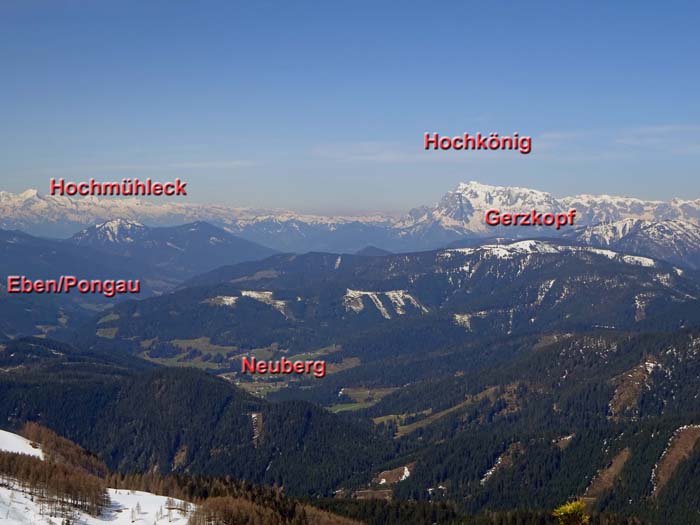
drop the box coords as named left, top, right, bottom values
left=0, top=451, right=108, bottom=516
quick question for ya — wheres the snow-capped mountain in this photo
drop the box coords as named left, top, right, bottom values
left=570, top=217, right=642, bottom=245
left=396, top=181, right=565, bottom=239
left=567, top=219, right=700, bottom=270
left=0, top=188, right=391, bottom=244
left=1, top=182, right=700, bottom=252
left=397, top=181, right=700, bottom=241
left=71, top=219, right=149, bottom=246
left=561, top=194, right=700, bottom=225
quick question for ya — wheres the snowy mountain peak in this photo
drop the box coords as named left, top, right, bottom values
left=17, top=189, right=39, bottom=201
left=569, top=218, right=700, bottom=269
left=398, top=181, right=563, bottom=236
left=97, top=218, right=145, bottom=230
left=572, top=218, right=646, bottom=246
left=74, top=218, right=148, bottom=245
left=398, top=181, right=700, bottom=241
left=454, top=181, right=554, bottom=201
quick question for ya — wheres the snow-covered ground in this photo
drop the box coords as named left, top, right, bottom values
left=0, top=430, right=193, bottom=525
left=0, top=486, right=192, bottom=525
left=0, top=430, right=43, bottom=459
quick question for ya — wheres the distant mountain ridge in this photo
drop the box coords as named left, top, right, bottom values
left=0, top=221, right=276, bottom=340
left=355, top=245, right=393, bottom=257
left=69, top=219, right=276, bottom=279
left=0, top=188, right=392, bottom=242
left=566, top=219, right=700, bottom=270
left=1, top=182, right=699, bottom=252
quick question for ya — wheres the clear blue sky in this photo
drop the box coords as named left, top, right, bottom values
left=1, top=1, right=699, bottom=213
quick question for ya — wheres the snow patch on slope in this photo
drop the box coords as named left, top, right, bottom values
left=385, top=290, right=428, bottom=314
left=0, top=430, right=43, bottom=459
left=442, top=240, right=659, bottom=267
left=202, top=296, right=239, bottom=307
left=241, top=291, right=288, bottom=317
left=343, top=289, right=427, bottom=319
left=453, top=312, right=489, bottom=331
left=0, top=430, right=193, bottom=525
left=0, top=486, right=191, bottom=525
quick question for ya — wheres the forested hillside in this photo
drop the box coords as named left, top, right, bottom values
left=0, top=338, right=392, bottom=497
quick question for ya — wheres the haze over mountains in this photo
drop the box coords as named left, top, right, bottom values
left=2, top=182, right=700, bottom=253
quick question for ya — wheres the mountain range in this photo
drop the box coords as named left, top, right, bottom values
left=69, top=219, right=276, bottom=279
left=0, top=220, right=275, bottom=340
left=82, top=239, right=700, bottom=377
left=3, top=182, right=700, bottom=252
left=398, top=181, right=700, bottom=242
left=565, top=218, right=700, bottom=270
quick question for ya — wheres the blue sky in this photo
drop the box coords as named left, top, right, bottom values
left=1, top=1, right=699, bottom=213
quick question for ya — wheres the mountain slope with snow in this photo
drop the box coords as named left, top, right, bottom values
left=0, top=430, right=43, bottom=459
left=0, top=486, right=191, bottom=525
left=71, top=219, right=149, bottom=246
left=0, top=429, right=191, bottom=525
left=568, top=219, right=700, bottom=269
